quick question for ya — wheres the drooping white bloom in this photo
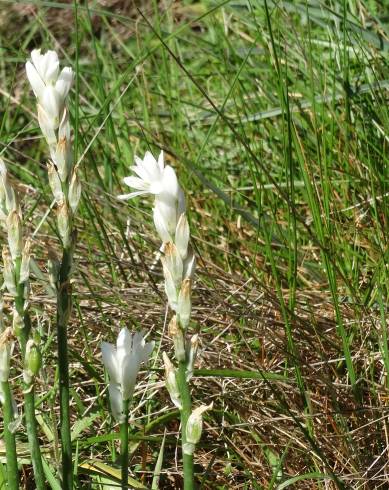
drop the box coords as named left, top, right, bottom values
left=101, top=328, right=154, bottom=422
left=26, top=49, right=74, bottom=132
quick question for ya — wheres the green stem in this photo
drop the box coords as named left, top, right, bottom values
left=120, top=399, right=129, bottom=490
left=57, top=246, right=73, bottom=490
left=1, top=381, right=19, bottom=489
left=176, top=362, right=194, bottom=490
left=14, top=259, right=45, bottom=489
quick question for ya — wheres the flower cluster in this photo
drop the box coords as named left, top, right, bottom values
left=120, top=150, right=211, bottom=454
left=101, top=328, right=154, bottom=422
left=26, top=50, right=81, bottom=249
left=120, top=151, right=195, bottom=320
left=0, top=160, right=31, bottom=319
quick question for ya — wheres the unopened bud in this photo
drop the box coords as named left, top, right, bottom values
left=183, top=250, right=196, bottom=280
left=20, top=238, right=31, bottom=284
left=12, top=309, right=24, bottom=335
left=162, top=352, right=182, bottom=410
left=48, top=256, right=60, bottom=291
left=177, top=278, right=191, bottom=329
left=37, top=104, right=57, bottom=146
left=175, top=214, right=190, bottom=259
left=184, top=403, right=213, bottom=455
left=0, top=159, right=16, bottom=214
left=23, top=339, right=41, bottom=384
left=57, top=200, right=71, bottom=247
left=162, top=263, right=178, bottom=311
left=7, top=210, right=22, bottom=259
left=163, top=243, right=183, bottom=288
left=68, top=170, right=81, bottom=213
left=2, top=247, right=16, bottom=296
left=0, top=327, right=14, bottom=382
left=186, top=334, right=199, bottom=381
left=47, top=162, right=64, bottom=203
left=169, top=315, right=186, bottom=362
left=55, top=109, right=72, bottom=181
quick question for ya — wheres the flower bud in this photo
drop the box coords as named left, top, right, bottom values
left=183, top=250, right=196, bottom=280
left=184, top=403, right=213, bottom=454
left=47, top=162, right=64, bottom=203
left=175, top=213, right=190, bottom=259
left=57, top=200, right=71, bottom=247
left=0, top=159, right=16, bottom=214
left=23, top=339, right=42, bottom=384
left=168, top=315, right=186, bottom=362
left=0, top=327, right=14, bottom=382
left=54, top=109, right=72, bottom=181
left=186, top=334, right=199, bottom=381
left=48, top=254, right=60, bottom=291
left=20, top=238, right=31, bottom=284
left=162, top=243, right=183, bottom=288
left=68, top=170, right=81, bottom=213
left=12, top=309, right=24, bottom=335
left=37, top=103, right=57, bottom=145
left=177, top=278, right=191, bottom=329
left=162, top=263, right=178, bottom=311
left=7, top=210, right=22, bottom=259
left=162, top=352, right=182, bottom=410
left=2, top=247, right=17, bottom=296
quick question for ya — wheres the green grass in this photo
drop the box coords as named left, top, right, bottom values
left=1, top=0, right=389, bottom=488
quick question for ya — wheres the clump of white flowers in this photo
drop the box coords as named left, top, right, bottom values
left=120, top=150, right=211, bottom=474
left=26, top=49, right=81, bottom=248
left=101, top=328, right=154, bottom=422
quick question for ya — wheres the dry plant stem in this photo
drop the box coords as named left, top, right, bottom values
left=120, top=398, right=130, bottom=490
left=15, top=260, right=45, bottom=490
left=177, top=361, right=194, bottom=490
left=1, top=380, right=18, bottom=489
left=57, top=246, right=73, bottom=490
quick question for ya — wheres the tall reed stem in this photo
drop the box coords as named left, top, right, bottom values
left=120, top=398, right=130, bottom=490
left=177, top=362, right=194, bottom=490
left=57, top=246, right=73, bottom=490
left=1, top=380, right=18, bottom=489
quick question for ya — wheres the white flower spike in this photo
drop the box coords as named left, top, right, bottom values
left=26, top=49, right=74, bottom=132
left=101, top=328, right=154, bottom=422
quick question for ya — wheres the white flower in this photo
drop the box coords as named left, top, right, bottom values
left=26, top=50, right=59, bottom=98
left=101, top=328, right=154, bottom=422
left=118, top=151, right=180, bottom=200
left=26, top=49, right=74, bottom=130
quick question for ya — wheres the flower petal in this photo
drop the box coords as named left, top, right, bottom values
left=25, top=61, right=45, bottom=99
left=121, top=352, right=139, bottom=401
left=161, top=166, right=179, bottom=199
left=157, top=151, right=165, bottom=172
left=117, top=191, right=148, bottom=201
left=55, top=67, right=73, bottom=100
left=116, top=327, right=131, bottom=380
left=123, top=176, right=149, bottom=191
left=108, top=383, right=124, bottom=422
left=101, top=341, right=119, bottom=384
left=153, top=204, right=172, bottom=243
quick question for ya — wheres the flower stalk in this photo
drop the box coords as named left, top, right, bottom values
left=120, top=151, right=210, bottom=488
left=26, top=48, right=80, bottom=489
left=0, top=160, right=45, bottom=488
left=1, top=380, right=18, bottom=489
left=120, top=398, right=130, bottom=490
left=0, top=323, right=18, bottom=490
